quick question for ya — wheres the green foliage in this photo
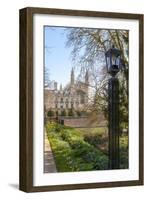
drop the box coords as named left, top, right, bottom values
left=46, top=122, right=62, bottom=132
left=78, top=127, right=128, bottom=168
left=46, top=123, right=128, bottom=171
left=48, top=137, right=74, bottom=171
left=119, top=136, right=128, bottom=168
left=76, top=111, right=82, bottom=116
left=78, top=128, right=107, bottom=148
left=84, top=133, right=103, bottom=146
left=46, top=122, right=109, bottom=172
left=61, top=109, right=66, bottom=116
left=56, top=111, right=59, bottom=116
left=68, top=109, right=74, bottom=116
left=47, top=109, right=54, bottom=117
left=119, top=80, right=128, bottom=130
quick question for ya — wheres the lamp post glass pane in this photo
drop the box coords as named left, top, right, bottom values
left=111, top=54, right=116, bottom=66
left=116, top=56, right=121, bottom=66
left=106, top=56, right=111, bottom=72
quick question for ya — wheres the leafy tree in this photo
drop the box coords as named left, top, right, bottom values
left=47, top=109, right=54, bottom=117
left=61, top=110, right=66, bottom=116
left=68, top=109, right=74, bottom=116
left=56, top=111, right=59, bottom=116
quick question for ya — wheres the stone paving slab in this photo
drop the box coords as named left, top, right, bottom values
left=44, top=130, right=57, bottom=173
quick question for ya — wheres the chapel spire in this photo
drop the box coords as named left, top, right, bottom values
left=60, top=83, right=62, bottom=91
left=71, top=67, right=75, bottom=85
left=85, top=69, right=89, bottom=84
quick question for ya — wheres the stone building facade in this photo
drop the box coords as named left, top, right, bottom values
left=44, top=68, right=89, bottom=116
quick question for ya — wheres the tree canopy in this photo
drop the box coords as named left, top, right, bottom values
left=65, top=28, right=129, bottom=129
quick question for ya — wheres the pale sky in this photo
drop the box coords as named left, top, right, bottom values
left=44, top=26, right=74, bottom=88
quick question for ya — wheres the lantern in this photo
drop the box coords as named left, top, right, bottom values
left=105, top=45, right=121, bottom=77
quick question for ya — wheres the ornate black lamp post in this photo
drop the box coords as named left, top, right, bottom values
left=105, top=45, right=121, bottom=169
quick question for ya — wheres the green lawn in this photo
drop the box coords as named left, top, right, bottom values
left=77, top=127, right=128, bottom=168
left=77, top=127, right=108, bottom=154
left=46, top=123, right=128, bottom=172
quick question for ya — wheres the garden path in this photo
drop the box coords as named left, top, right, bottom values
left=44, top=130, right=57, bottom=173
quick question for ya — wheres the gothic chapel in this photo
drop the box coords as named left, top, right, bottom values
left=44, top=68, right=89, bottom=116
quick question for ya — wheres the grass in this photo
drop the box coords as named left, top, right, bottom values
left=77, top=127, right=108, bottom=155
left=77, top=127, right=128, bottom=169
left=46, top=122, right=109, bottom=172
left=78, top=127, right=107, bottom=136
left=46, top=123, right=128, bottom=171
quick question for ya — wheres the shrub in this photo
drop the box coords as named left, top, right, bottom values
left=47, top=110, right=54, bottom=117
left=60, top=127, right=109, bottom=170
left=93, top=154, right=109, bottom=170
left=119, top=136, right=128, bottom=168
left=84, top=133, right=103, bottom=147
left=61, top=110, right=66, bottom=116
left=49, top=137, right=73, bottom=172
left=76, top=111, right=82, bottom=116
left=46, top=122, right=64, bottom=133
left=46, top=122, right=109, bottom=172
left=68, top=109, right=74, bottom=116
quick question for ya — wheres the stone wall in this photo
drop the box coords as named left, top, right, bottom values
left=63, top=117, right=89, bottom=128
left=45, top=113, right=107, bottom=128
left=58, top=115, right=106, bottom=128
